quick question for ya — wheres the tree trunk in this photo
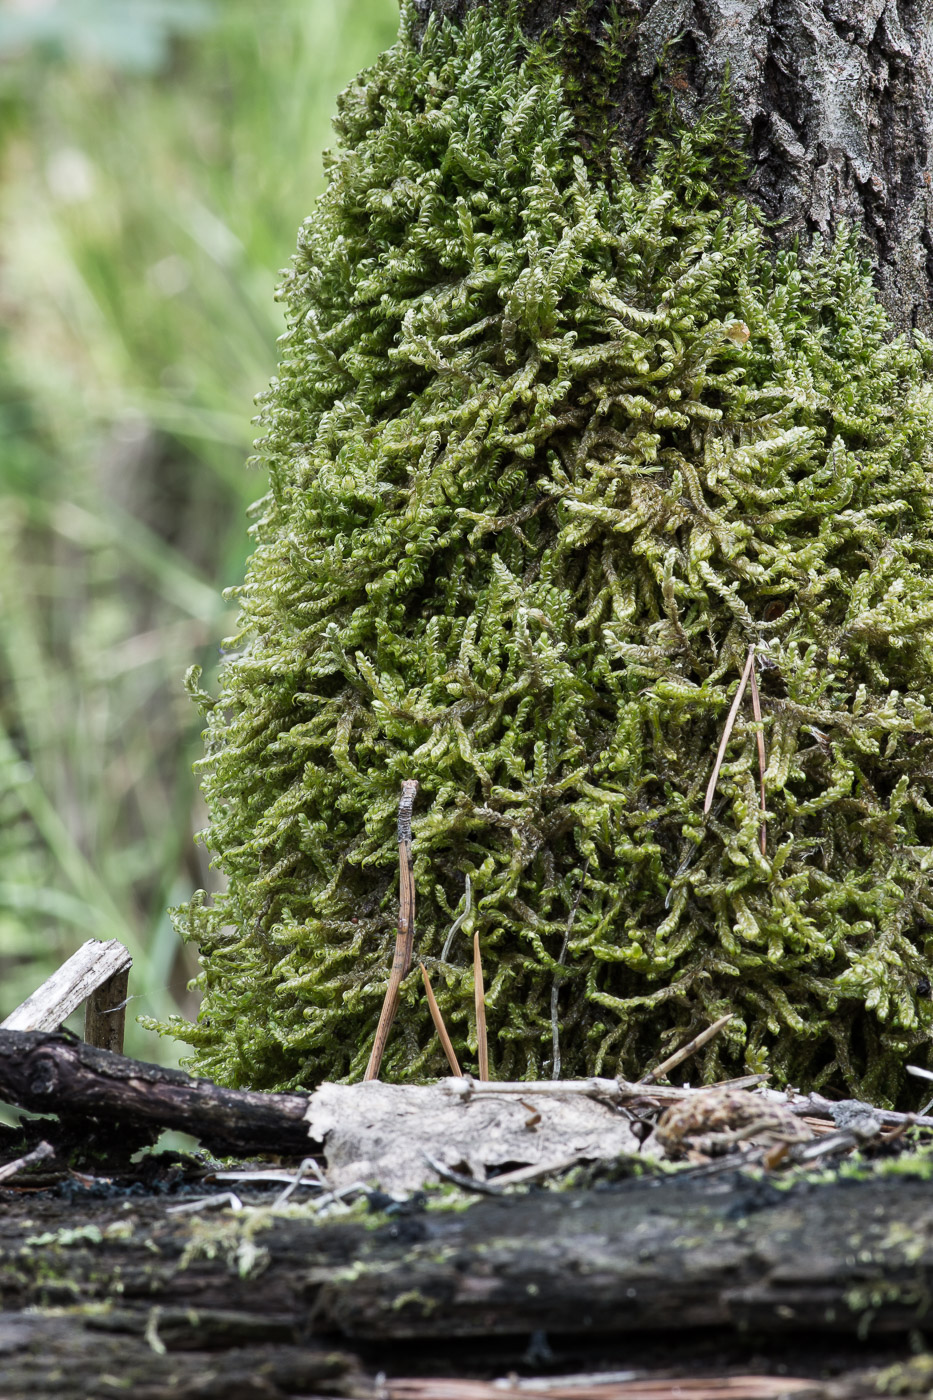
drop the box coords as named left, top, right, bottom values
left=413, top=0, right=933, bottom=334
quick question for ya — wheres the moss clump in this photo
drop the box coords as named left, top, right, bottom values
left=157, top=3, right=933, bottom=1102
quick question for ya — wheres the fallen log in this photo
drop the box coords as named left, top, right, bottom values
left=0, top=1029, right=311, bottom=1157
left=0, top=1311, right=366, bottom=1400
left=0, top=1306, right=903, bottom=1400
left=2, top=1169, right=933, bottom=1343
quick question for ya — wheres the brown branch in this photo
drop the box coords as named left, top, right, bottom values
left=0, top=1029, right=312, bottom=1156
left=638, top=1015, right=733, bottom=1086
left=365, top=779, right=419, bottom=1081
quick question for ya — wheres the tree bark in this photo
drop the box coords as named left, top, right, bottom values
left=4, top=1173, right=933, bottom=1339
left=0, top=1029, right=312, bottom=1157
left=413, top=0, right=933, bottom=334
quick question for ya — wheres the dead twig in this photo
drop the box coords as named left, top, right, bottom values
left=748, top=657, right=768, bottom=855
left=0, top=1140, right=55, bottom=1185
left=272, top=1157, right=327, bottom=1208
left=424, top=1153, right=504, bottom=1195
left=423, top=1152, right=582, bottom=1196
left=474, top=932, right=489, bottom=1081
left=487, top=1155, right=581, bottom=1188
left=551, top=864, right=589, bottom=1081
left=420, top=963, right=462, bottom=1077
left=167, top=1191, right=244, bottom=1216
left=211, top=1164, right=324, bottom=1187
left=773, top=1087, right=933, bottom=1131
left=638, top=1014, right=733, bottom=1087
left=704, top=646, right=755, bottom=816
left=443, top=1073, right=767, bottom=1108
left=365, top=779, right=419, bottom=1081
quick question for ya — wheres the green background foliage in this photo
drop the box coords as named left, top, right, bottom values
left=0, top=0, right=398, bottom=1059
left=159, top=4, right=933, bottom=1104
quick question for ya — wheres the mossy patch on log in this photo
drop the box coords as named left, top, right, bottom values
left=153, top=1, right=933, bottom=1101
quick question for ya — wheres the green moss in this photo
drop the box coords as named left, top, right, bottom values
left=153, top=2, right=933, bottom=1102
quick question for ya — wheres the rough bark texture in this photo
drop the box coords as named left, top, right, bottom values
left=1, top=1172, right=933, bottom=1395
left=0, top=1030, right=312, bottom=1157
left=4, top=1174, right=933, bottom=1338
left=414, top=0, right=933, bottom=334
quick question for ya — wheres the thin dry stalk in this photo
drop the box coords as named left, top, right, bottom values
left=473, top=931, right=489, bottom=1081
left=444, top=1073, right=767, bottom=1108
left=440, top=873, right=472, bottom=963
left=420, top=963, right=462, bottom=1077
left=638, top=1014, right=733, bottom=1086
left=365, top=779, right=419, bottom=1081
left=748, top=659, right=768, bottom=855
left=704, top=646, right=755, bottom=815
left=551, top=863, right=589, bottom=1081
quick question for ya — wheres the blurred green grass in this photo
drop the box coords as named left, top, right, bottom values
left=0, top=0, right=399, bottom=1061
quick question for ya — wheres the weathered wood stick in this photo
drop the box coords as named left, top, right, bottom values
left=2, top=939, right=132, bottom=1038
left=0, top=1139, right=54, bottom=1184
left=0, top=1030, right=312, bottom=1156
left=83, top=963, right=130, bottom=1054
left=365, top=779, right=419, bottom=1081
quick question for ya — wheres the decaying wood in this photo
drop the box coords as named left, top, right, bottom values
left=0, top=1029, right=311, bottom=1157
left=0, top=1297, right=908, bottom=1400
left=303, top=1078, right=654, bottom=1192
left=0, top=1312, right=367, bottom=1400
left=4, top=1170, right=933, bottom=1346
left=82, top=961, right=130, bottom=1054
left=1, top=939, right=132, bottom=1050
left=4, top=1027, right=932, bottom=1177
left=365, top=778, right=419, bottom=1081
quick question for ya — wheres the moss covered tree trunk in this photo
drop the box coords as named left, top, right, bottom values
left=161, top=0, right=933, bottom=1104
left=416, top=0, right=933, bottom=334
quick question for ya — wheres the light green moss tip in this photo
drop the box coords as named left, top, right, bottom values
left=150, top=1, right=933, bottom=1105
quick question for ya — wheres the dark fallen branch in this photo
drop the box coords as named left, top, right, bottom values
left=0, top=1029, right=312, bottom=1157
